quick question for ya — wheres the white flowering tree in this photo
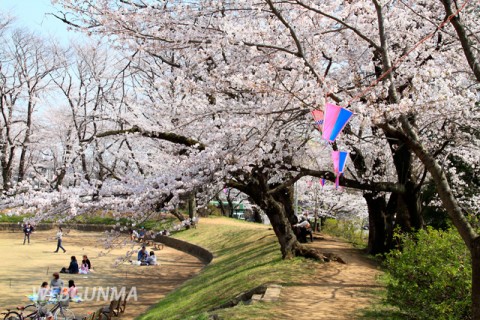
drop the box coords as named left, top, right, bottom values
left=42, top=0, right=480, bottom=314
left=0, top=25, right=63, bottom=191
left=1, top=0, right=479, bottom=313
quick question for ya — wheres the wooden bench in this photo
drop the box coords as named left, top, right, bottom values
left=101, top=300, right=117, bottom=320
left=153, top=242, right=164, bottom=250
left=119, top=295, right=128, bottom=314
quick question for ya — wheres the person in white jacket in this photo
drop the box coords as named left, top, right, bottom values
left=147, top=251, right=158, bottom=265
left=54, top=227, right=66, bottom=253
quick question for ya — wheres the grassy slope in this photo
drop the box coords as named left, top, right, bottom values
left=138, top=217, right=319, bottom=320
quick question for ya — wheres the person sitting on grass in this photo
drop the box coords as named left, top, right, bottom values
left=293, top=214, right=311, bottom=243
left=137, top=245, right=149, bottom=262
left=79, top=255, right=92, bottom=274
left=50, top=273, right=64, bottom=297
left=68, top=280, right=78, bottom=300
left=38, top=282, right=49, bottom=303
left=138, top=227, right=146, bottom=241
left=82, top=255, right=91, bottom=269
left=36, top=282, right=50, bottom=316
left=61, top=256, right=79, bottom=274
left=147, top=251, right=157, bottom=266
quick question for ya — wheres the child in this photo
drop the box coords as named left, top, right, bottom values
left=79, top=255, right=91, bottom=274
left=68, top=280, right=77, bottom=300
left=38, top=282, right=49, bottom=303
left=147, top=251, right=157, bottom=265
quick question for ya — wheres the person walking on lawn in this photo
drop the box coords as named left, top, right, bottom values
left=54, top=227, right=66, bottom=253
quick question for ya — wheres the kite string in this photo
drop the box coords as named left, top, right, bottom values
left=344, top=0, right=472, bottom=107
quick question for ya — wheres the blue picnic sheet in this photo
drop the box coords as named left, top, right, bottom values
left=26, top=294, right=82, bottom=303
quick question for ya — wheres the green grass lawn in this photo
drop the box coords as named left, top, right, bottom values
left=137, top=217, right=319, bottom=320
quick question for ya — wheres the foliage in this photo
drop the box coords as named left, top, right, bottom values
left=384, top=227, right=471, bottom=320
left=138, top=217, right=318, bottom=320
left=71, top=213, right=177, bottom=231
left=322, top=218, right=368, bottom=248
left=0, top=214, right=29, bottom=223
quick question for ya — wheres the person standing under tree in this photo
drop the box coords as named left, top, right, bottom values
left=54, top=227, right=66, bottom=253
left=23, top=223, right=34, bottom=245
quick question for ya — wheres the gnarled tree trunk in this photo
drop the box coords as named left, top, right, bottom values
left=235, top=173, right=324, bottom=260
left=364, top=191, right=387, bottom=254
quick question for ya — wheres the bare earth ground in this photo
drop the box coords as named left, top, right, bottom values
left=0, top=230, right=204, bottom=319
left=270, top=234, right=383, bottom=319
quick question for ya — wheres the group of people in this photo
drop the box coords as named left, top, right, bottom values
left=129, top=226, right=150, bottom=241
left=128, top=217, right=199, bottom=242
left=60, top=255, right=93, bottom=274
left=43, top=273, right=78, bottom=300
left=21, top=224, right=66, bottom=253
left=136, top=245, right=158, bottom=266
left=34, top=273, right=79, bottom=319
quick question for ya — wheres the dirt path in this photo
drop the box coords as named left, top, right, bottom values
left=0, top=230, right=204, bottom=319
left=270, top=234, right=383, bottom=319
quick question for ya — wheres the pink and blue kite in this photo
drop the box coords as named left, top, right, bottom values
left=311, top=109, right=324, bottom=132
left=322, top=103, right=353, bottom=142
left=319, top=178, right=326, bottom=187
left=332, top=151, right=349, bottom=188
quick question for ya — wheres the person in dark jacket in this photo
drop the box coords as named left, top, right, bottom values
left=23, top=223, right=34, bottom=245
left=61, top=256, right=79, bottom=274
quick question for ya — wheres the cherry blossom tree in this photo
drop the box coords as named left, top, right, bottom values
left=0, top=0, right=476, bottom=306
left=40, top=0, right=480, bottom=314
left=0, top=26, right=61, bottom=191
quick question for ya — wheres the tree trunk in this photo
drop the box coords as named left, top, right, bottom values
left=215, top=195, right=227, bottom=217
left=188, top=193, right=196, bottom=219
left=385, top=193, right=397, bottom=250
left=171, top=206, right=186, bottom=222
left=384, top=129, right=424, bottom=233
left=17, top=98, right=33, bottom=182
left=263, top=195, right=300, bottom=259
left=252, top=206, right=263, bottom=223
left=472, top=237, right=480, bottom=319
left=238, top=178, right=323, bottom=260
left=364, top=192, right=387, bottom=254
left=1, top=145, right=14, bottom=191
left=398, top=182, right=423, bottom=230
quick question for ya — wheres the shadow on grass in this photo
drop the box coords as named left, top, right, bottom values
left=354, top=288, right=407, bottom=320
left=357, top=307, right=407, bottom=320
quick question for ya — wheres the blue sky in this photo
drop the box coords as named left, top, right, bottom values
left=0, top=0, right=80, bottom=43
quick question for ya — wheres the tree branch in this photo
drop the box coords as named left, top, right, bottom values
left=81, top=125, right=206, bottom=150
left=295, top=0, right=383, bottom=52
left=267, top=166, right=405, bottom=195
left=440, top=0, right=480, bottom=81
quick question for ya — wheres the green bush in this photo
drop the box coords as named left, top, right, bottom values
left=384, top=227, right=471, bottom=319
left=322, top=218, right=368, bottom=247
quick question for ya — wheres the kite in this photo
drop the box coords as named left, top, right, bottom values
left=319, top=178, right=326, bottom=187
left=311, top=109, right=324, bottom=132
left=322, top=103, right=353, bottom=142
left=332, top=150, right=349, bottom=188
